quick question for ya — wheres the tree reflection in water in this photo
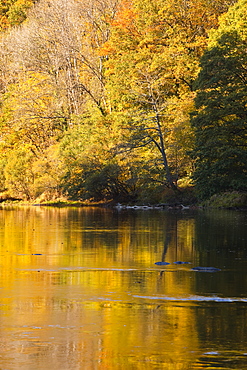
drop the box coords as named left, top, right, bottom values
left=0, top=206, right=246, bottom=369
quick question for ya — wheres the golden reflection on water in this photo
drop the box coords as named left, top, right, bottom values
left=0, top=206, right=246, bottom=369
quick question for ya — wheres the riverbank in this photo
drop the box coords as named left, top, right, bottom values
left=200, top=191, right=247, bottom=210
left=0, top=190, right=247, bottom=210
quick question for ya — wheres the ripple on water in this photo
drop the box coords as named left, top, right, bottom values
left=132, top=294, right=247, bottom=303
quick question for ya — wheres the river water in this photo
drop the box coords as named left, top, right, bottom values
left=0, top=205, right=247, bottom=369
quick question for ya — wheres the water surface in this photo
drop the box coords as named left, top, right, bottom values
left=0, top=206, right=247, bottom=369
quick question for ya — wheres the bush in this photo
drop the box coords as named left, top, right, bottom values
left=202, top=191, right=247, bottom=208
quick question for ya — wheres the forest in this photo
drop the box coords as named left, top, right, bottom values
left=0, top=0, right=246, bottom=205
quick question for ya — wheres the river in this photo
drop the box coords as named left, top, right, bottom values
left=0, top=205, right=247, bottom=369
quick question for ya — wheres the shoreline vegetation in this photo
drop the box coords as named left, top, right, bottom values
left=0, top=189, right=246, bottom=210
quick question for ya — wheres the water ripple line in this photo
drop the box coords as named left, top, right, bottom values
left=132, top=294, right=247, bottom=303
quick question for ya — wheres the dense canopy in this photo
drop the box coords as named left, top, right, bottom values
left=0, top=0, right=245, bottom=203
left=191, top=0, right=247, bottom=198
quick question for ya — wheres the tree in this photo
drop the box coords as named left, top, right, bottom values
left=59, top=112, right=137, bottom=201
left=3, top=143, right=35, bottom=199
left=191, top=0, right=247, bottom=199
left=101, top=0, right=235, bottom=192
left=3, top=0, right=118, bottom=116
left=0, top=0, right=34, bottom=30
left=0, top=0, right=119, bottom=200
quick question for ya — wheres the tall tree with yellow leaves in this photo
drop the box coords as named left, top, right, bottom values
left=101, top=0, right=235, bottom=191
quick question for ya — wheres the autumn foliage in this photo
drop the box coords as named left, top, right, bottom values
left=0, top=0, right=245, bottom=203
